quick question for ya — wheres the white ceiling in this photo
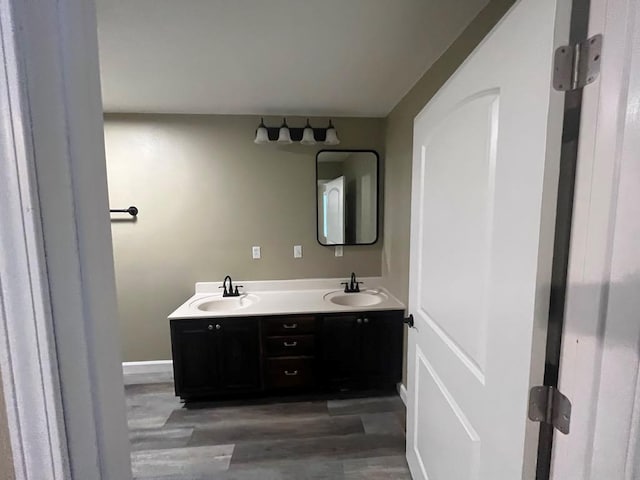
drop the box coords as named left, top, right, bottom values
left=96, top=0, right=488, bottom=117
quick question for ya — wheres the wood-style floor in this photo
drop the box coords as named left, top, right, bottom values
left=126, top=377, right=411, bottom=479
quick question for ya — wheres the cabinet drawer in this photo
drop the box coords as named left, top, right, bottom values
left=265, top=335, right=315, bottom=357
left=263, top=316, right=316, bottom=335
left=265, top=358, right=315, bottom=389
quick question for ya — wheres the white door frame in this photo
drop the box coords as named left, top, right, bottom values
left=0, top=0, right=131, bottom=479
left=1, top=0, right=638, bottom=478
left=551, top=0, right=640, bottom=477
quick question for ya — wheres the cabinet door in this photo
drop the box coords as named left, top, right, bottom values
left=321, top=315, right=361, bottom=390
left=171, top=321, right=218, bottom=396
left=360, top=312, right=403, bottom=388
left=216, top=318, right=261, bottom=392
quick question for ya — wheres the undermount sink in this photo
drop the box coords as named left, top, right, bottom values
left=194, top=294, right=258, bottom=312
left=324, top=290, right=388, bottom=307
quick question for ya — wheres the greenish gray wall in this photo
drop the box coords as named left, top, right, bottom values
left=106, top=0, right=516, bottom=365
left=0, top=368, right=14, bottom=480
left=381, top=0, right=517, bottom=383
left=105, top=114, right=385, bottom=362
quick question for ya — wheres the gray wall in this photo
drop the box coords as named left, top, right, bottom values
left=105, top=114, right=385, bottom=362
left=0, top=368, right=14, bottom=480
left=381, top=0, right=516, bottom=382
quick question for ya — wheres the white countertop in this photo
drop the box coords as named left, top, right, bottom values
left=168, top=277, right=405, bottom=320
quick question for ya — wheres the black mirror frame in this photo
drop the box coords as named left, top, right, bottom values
left=315, top=149, right=380, bottom=247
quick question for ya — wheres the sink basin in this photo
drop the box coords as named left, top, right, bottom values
left=324, top=290, right=388, bottom=307
left=194, top=294, right=258, bottom=312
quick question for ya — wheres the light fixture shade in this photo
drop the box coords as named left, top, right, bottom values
left=300, top=119, right=316, bottom=145
left=277, top=118, right=292, bottom=144
left=254, top=118, right=270, bottom=144
left=254, top=126, right=269, bottom=144
left=324, top=120, right=340, bottom=145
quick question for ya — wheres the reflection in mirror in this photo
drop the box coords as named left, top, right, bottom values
left=316, top=150, right=378, bottom=245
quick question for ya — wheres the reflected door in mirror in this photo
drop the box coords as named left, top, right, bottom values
left=316, top=150, right=378, bottom=245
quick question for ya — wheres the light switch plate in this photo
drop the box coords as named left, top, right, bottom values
left=252, top=246, right=261, bottom=259
left=335, top=246, right=343, bottom=257
left=294, top=245, right=303, bottom=258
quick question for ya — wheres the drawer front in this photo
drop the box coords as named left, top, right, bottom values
left=265, top=358, right=315, bottom=389
left=265, top=335, right=315, bottom=357
left=264, top=316, right=316, bottom=335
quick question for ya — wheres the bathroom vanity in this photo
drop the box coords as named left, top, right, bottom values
left=168, top=278, right=405, bottom=402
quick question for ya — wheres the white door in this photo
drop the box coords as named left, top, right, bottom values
left=324, top=176, right=345, bottom=244
left=406, top=0, right=571, bottom=478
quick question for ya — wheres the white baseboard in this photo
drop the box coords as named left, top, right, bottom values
left=397, top=382, right=408, bottom=406
left=122, top=360, right=173, bottom=376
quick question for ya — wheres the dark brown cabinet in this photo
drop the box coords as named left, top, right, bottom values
left=359, top=312, right=404, bottom=386
left=170, top=310, right=403, bottom=401
left=170, top=317, right=260, bottom=400
left=321, top=314, right=362, bottom=390
left=216, top=319, right=261, bottom=392
left=262, top=315, right=318, bottom=392
left=321, top=311, right=404, bottom=392
left=171, top=321, right=219, bottom=396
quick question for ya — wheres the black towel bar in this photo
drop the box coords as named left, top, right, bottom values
left=110, top=206, right=138, bottom=217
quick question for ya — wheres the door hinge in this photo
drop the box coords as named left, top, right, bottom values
left=553, top=34, right=603, bottom=91
left=528, top=386, right=572, bottom=434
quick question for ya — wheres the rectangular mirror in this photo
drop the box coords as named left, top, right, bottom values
left=316, top=150, right=379, bottom=245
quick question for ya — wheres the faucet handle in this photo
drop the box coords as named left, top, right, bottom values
left=234, top=285, right=244, bottom=295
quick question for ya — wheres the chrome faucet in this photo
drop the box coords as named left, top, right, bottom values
left=341, top=272, right=362, bottom=293
left=220, top=275, right=243, bottom=297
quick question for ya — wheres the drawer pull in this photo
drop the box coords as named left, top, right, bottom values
left=283, top=323, right=298, bottom=329
left=284, top=370, right=299, bottom=376
left=283, top=341, right=298, bottom=347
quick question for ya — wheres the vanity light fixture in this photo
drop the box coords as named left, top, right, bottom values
left=252, top=117, right=340, bottom=145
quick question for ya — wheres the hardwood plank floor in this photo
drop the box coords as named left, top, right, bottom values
left=125, top=380, right=411, bottom=479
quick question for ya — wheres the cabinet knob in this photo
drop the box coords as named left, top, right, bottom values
left=283, top=323, right=298, bottom=329
left=284, top=341, right=298, bottom=347
left=284, top=370, right=299, bottom=376
left=208, top=324, right=214, bottom=331
left=215, top=324, right=221, bottom=330
left=357, top=318, right=362, bottom=324
left=364, top=318, right=369, bottom=324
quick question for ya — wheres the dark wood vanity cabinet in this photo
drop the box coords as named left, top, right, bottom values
left=170, top=310, right=403, bottom=401
left=170, top=317, right=261, bottom=399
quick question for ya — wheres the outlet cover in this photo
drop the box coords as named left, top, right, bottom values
left=294, top=245, right=303, bottom=258
left=252, top=246, right=261, bottom=259
left=335, top=246, right=344, bottom=257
